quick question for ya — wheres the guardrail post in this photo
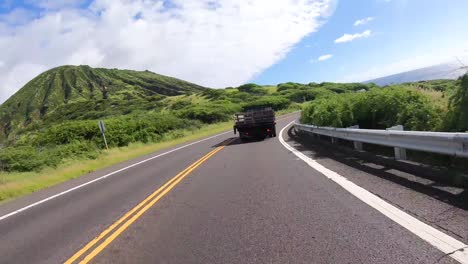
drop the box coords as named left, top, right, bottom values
left=348, top=125, right=363, bottom=151
left=387, top=125, right=407, bottom=160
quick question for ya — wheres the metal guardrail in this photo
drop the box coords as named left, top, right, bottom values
left=294, top=122, right=468, bottom=159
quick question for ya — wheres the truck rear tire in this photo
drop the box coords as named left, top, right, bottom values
left=239, top=135, right=246, bottom=142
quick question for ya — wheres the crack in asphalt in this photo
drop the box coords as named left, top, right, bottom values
left=433, top=207, right=463, bottom=224
left=412, top=213, right=467, bottom=243
left=433, top=246, right=468, bottom=263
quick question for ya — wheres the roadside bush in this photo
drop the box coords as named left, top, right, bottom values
left=104, top=113, right=198, bottom=147
left=27, top=113, right=198, bottom=147
left=0, top=141, right=101, bottom=172
left=180, top=106, right=229, bottom=123
left=53, top=141, right=100, bottom=159
left=352, top=87, right=442, bottom=130
left=179, top=101, right=241, bottom=123
left=32, top=121, right=99, bottom=146
left=301, top=87, right=443, bottom=131
left=301, top=94, right=354, bottom=127
left=444, top=74, right=468, bottom=131
left=0, top=146, right=49, bottom=172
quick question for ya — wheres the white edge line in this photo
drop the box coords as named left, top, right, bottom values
left=279, top=121, right=468, bottom=264
left=0, top=131, right=232, bottom=222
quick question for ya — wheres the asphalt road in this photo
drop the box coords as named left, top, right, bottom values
left=0, top=113, right=465, bottom=264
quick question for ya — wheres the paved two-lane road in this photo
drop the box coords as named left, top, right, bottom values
left=0, top=114, right=464, bottom=263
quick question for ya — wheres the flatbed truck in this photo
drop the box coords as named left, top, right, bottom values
left=233, top=107, right=276, bottom=140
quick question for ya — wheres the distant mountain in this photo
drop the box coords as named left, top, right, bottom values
left=365, top=62, right=467, bottom=86
left=0, top=65, right=207, bottom=140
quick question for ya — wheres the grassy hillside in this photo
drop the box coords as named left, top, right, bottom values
left=0, top=65, right=206, bottom=141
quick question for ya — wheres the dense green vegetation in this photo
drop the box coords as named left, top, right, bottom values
left=0, top=65, right=466, bottom=174
left=1, top=113, right=202, bottom=172
left=301, top=75, right=468, bottom=132
left=444, top=74, right=468, bottom=131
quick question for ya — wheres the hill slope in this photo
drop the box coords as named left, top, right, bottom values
left=365, top=62, right=467, bottom=86
left=0, top=65, right=207, bottom=140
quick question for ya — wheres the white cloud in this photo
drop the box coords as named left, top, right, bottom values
left=0, top=0, right=335, bottom=103
left=335, top=30, right=371, bottom=43
left=354, top=17, right=374, bottom=26
left=317, top=54, right=333, bottom=61
left=1, top=63, right=47, bottom=105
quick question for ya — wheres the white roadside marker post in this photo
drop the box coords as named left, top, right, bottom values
left=387, top=125, right=406, bottom=160
left=99, top=120, right=109, bottom=150
left=348, top=125, right=363, bottom=151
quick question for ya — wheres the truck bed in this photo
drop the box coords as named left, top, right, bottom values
left=234, top=109, right=275, bottom=127
left=233, top=107, right=276, bottom=139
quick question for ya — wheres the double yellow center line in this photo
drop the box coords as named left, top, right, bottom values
left=65, top=139, right=232, bottom=264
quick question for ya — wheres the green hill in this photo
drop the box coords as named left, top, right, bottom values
left=0, top=65, right=207, bottom=140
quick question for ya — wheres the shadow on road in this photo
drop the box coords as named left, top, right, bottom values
left=287, top=127, right=468, bottom=211
left=211, top=136, right=275, bottom=148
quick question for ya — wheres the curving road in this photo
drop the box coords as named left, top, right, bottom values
left=0, top=113, right=466, bottom=264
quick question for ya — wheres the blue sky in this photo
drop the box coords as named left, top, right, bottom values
left=254, top=0, right=468, bottom=84
left=0, top=0, right=468, bottom=103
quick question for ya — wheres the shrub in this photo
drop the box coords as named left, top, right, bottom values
left=0, top=141, right=101, bottom=172
left=53, top=141, right=100, bottom=159
left=179, top=102, right=241, bottom=123
left=277, top=82, right=301, bottom=92
left=238, top=83, right=260, bottom=93
left=0, top=146, right=47, bottom=172
left=301, top=87, right=443, bottom=131
left=224, top=91, right=255, bottom=103
left=202, top=89, right=226, bottom=99
left=444, top=74, right=468, bottom=131
left=301, top=95, right=354, bottom=127
left=284, top=90, right=316, bottom=102
left=103, top=113, right=197, bottom=146
left=352, top=87, right=442, bottom=130
left=237, top=83, right=267, bottom=95
left=27, top=113, right=197, bottom=147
